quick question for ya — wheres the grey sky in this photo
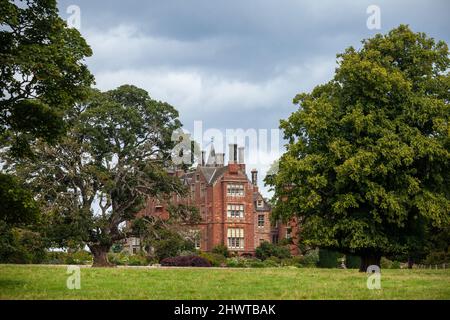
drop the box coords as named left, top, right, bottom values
left=56, top=0, right=450, bottom=196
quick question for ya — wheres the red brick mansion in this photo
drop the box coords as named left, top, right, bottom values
left=126, top=143, right=299, bottom=256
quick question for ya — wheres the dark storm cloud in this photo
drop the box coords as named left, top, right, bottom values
left=56, top=0, right=450, bottom=93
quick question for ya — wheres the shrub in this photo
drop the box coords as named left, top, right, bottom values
left=106, top=252, right=149, bottom=266
left=42, top=250, right=92, bottom=265
left=212, top=244, right=230, bottom=258
left=225, top=257, right=249, bottom=268
left=249, top=260, right=265, bottom=268
left=153, top=230, right=195, bottom=261
left=345, top=254, right=361, bottom=269
left=199, top=252, right=226, bottom=267
left=280, top=256, right=304, bottom=267
left=160, top=255, right=211, bottom=267
left=266, top=256, right=281, bottom=264
left=127, top=254, right=149, bottom=266
left=263, top=258, right=280, bottom=268
left=44, top=251, right=67, bottom=264
left=111, top=243, right=123, bottom=253
left=0, top=227, right=47, bottom=264
left=318, top=249, right=341, bottom=268
left=423, top=251, right=450, bottom=265
left=255, top=241, right=291, bottom=261
left=301, top=249, right=319, bottom=267
left=65, top=250, right=92, bottom=265
left=107, top=252, right=130, bottom=266
left=381, top=257, right=393, bottom=269
left=225, top=257, right=241, bottom=268
left=179, top=250, right=199, bottom=257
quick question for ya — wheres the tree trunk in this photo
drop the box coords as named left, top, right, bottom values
left=359, top=253, right=381, bottom=272
left=408, top=257, right=414, bottom=269
left=89, top=244, right=113, bottom=267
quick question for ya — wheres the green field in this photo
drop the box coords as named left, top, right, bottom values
left=0, top=265, right=449, bottom=300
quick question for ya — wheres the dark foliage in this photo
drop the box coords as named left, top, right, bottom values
left=160, top=255, right=211, bottom=267
left=255, top=241, right=291, bottom=261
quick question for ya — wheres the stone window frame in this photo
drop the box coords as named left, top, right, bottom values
left=227, top=183, right=245, bottom=197
left=227, top=228, right=245, bottom=249
left=257, top=214, right=265, bottom=227
left=226, top=203, right=245, bottom=219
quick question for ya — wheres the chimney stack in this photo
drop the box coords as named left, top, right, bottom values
left=251, top=169, right=258, bottom=186
left=238, top=147, right=245, bottom=164
left=228, top=144, right=238, bottom=164
left=216, top=153, right=224, bottom=166
left=201, top=151, right=206, bottom=166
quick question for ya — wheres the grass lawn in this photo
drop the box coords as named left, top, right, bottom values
left=0, top=264, right=449, bottom=300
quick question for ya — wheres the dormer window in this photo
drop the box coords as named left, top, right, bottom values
left=257, top=199, right=263, bottom=208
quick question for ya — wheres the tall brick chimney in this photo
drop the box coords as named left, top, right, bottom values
left=201, top=151, right=206, bottom=166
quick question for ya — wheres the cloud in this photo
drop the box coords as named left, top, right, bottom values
left=92, top=53, right=336, bottom=125
left=83, top=25, right=240, bottom=73
left=87, top=24, right=336, bottom=109
left=56, top=0, right=450, bottom=196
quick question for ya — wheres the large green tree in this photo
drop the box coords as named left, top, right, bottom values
left=0, top=173, right=41, bottom=262
left=0, top=0, right=93, bottom=155
left=266, top=25, right=450, bottom=271
left=0, top=0, right=93, bottom=232
left=10, top=85, right=188, bottom=266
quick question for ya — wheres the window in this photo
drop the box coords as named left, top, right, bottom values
left=257, top=199, right=263, bottom=207
left=200, top=183, right=206, bottom=197
left=272, top=234, right=279, bottom=244
left=227, top=228, right=244, bottom=249
left=190, top=184, right=195, bottom=199
left=258, top=214, right=265, bottom=227
left=196, top=174, right=200, bottom=182
left=227, top=184, right=245, bottom=196
left=227, top=204, right=244, bottom=218
left=131, top=237, right=140, bottom=246
left=201, top=207, right=207, bottom=220
left=286, top=227, right=292, bottom=239
left=130, top=238, right=140, bottom=255
left=194, top=238, right=200, bottom=250
left=188, top=229, right=201, bottom=250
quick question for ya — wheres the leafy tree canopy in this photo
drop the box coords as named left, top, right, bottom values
left=266, top=25, right=450, bottom=270
left=0, top=0, right=93, bottom=157
left=0, top=173, right=39, bottom=225
left=9, top=85, right=190, bottom=266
